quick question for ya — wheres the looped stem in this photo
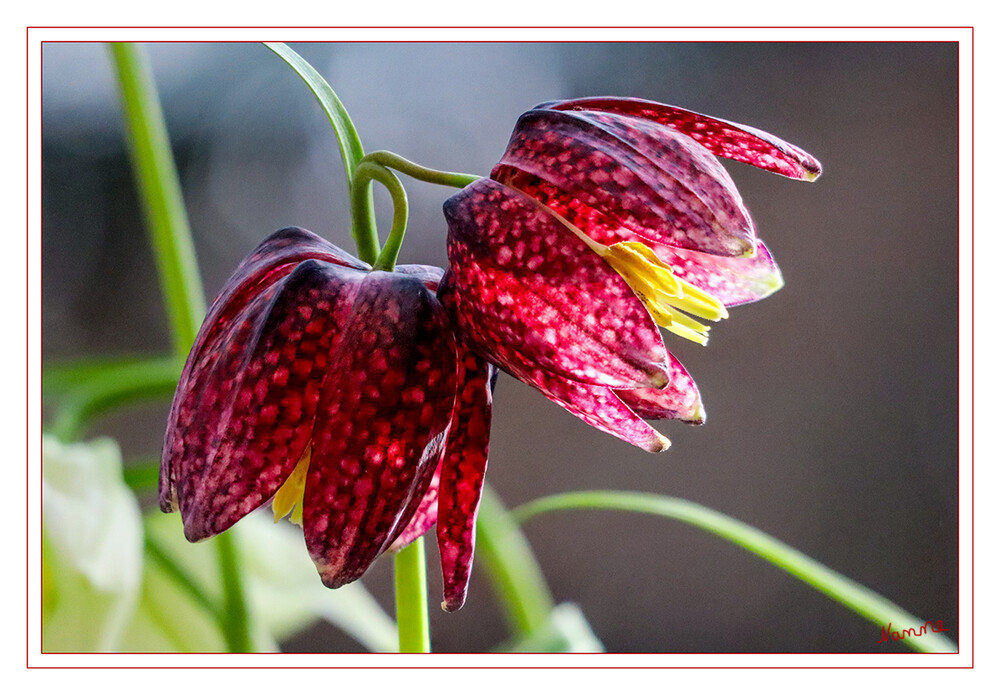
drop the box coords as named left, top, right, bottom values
left=351, top=160, right=409, bottom=272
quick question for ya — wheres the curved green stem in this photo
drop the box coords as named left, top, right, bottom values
left=109, top=42, right=205, bottom=355
left=109, top=42, right=252, bottom=654
left=351, top=161, right=408, bottom=272
left=393, top=538, right=431, bottom=653
left=361, top=150, right=479, bottom=189
left=264, top=42, right=378, bottom=264
left=476, top=485, right=555, bottom=637
left=513, top=491, right=958, bottom=653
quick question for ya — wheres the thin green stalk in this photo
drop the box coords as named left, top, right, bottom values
left=348, top=162, right=408, bottom=271
left=215, top=532, right=254, bottom=652
left=394, top=537, right=431, bottom=653
left=109, top=42, right=205, bottom=356
left=513, top=491, right=958, bottom=653
left=109, top=42, right=251, bottom=654
left=264, top=42, right=379, bottom=264
left=361, top=150, right=479, bottom=189
left=476, top=485, right=555, bottom=637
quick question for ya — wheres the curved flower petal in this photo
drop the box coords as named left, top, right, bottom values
left=161, top=227, right=370, bottom=514
left=193, top=227, right=369, bottom=364
left=303, top=272, right=458, bottom=589
left=539, top=97, right=823, bottom=181
left=650, top=238, right=784, bottom=307
left=492, top=108, right=755, bottom=257
left=443, top=178, right=670, bottom=389
left=166, top=259, right=365, bottom=541
left=436, top=348, right=494, bottom=612
left=580, top=225, right=785, bottom=308
left=504, top=361, right=670, bottom=453
left=614, top=353, right=704, bottom=424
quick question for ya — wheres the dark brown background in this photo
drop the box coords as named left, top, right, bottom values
left=42, top=41, right=958, bottom=652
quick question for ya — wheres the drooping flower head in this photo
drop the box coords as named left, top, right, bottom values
left=161, top=227, right=492, bottom=610
left=440, top=97, right=821, bottom=450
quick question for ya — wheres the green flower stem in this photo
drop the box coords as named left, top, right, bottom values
left=476, top=485, right=556, bottom=637
left=264, top=42, right=379, bottom=264
left=109, top=42, right=205, bottom=356
left=394, top=537, right=431, bottom=653
left=513, top=491, right=958, bottom=654
left=215, top=532, right=254, bottom=652
left=109, top=42, right=251, bottom=654
left=350, top=161, right=408, bottom=272
left=360, top=150, right=479, bottom=189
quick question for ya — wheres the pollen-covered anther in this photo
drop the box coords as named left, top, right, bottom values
left=272, top=445, right=311, bottom=526
left=601, top=241, right=729, bottom=346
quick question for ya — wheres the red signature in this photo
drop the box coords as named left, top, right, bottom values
left=878, top=620, right=949, bottom=644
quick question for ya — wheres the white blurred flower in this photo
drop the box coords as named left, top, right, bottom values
left=42, top=435, right=144, bottom=652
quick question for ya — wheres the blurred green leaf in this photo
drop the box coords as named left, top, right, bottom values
left=43, top=355, right=183, bottom=441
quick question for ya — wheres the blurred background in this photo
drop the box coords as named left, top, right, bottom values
left=41, top=41, right=958, bottom=653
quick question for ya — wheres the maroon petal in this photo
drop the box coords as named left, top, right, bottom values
left=191, top=228, right=369, bottom=368
left=614, top=353, right=704, bottom=424
left=436, top=348, right=494, bottom=612
left=302, top=272, right=458, bottom=589
left=540, top=97, right=822, bottom=181
left=165, top=259, right=365, bottom=541
left=443, top=178, right=669, bottom=389
left=492, top=108, right=755, bottom=257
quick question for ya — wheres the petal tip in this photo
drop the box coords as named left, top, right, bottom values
left=441, top=595, right=467, bottom=612
left=683, top=399, right=706, bottom=426
left=649, top=432, right=672, bottom=453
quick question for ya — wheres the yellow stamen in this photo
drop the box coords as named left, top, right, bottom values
left=600, top=241, right=729, bottom=345
left=272, top=445, right=311, bottom=527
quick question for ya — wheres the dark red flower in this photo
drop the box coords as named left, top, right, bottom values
left=161, top=227, right=492, bottom=610
left=440, top=97, right=821, bottom=451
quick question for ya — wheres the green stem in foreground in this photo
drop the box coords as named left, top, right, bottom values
left=109, top=42, right=205, bottom=356
left=361, top=150, right=480, bottom=189
left=109, top=42, right=252, bottom=654
left=476, top=486, right=556, bottom=637
left=394, top=538, right=431, bottom=653
left=513, top=491, right=958, bottom=653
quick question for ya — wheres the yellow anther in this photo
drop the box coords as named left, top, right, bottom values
left=273, top=445, right=311, bottom=526
left=601, top=241, right=729, bottom=346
